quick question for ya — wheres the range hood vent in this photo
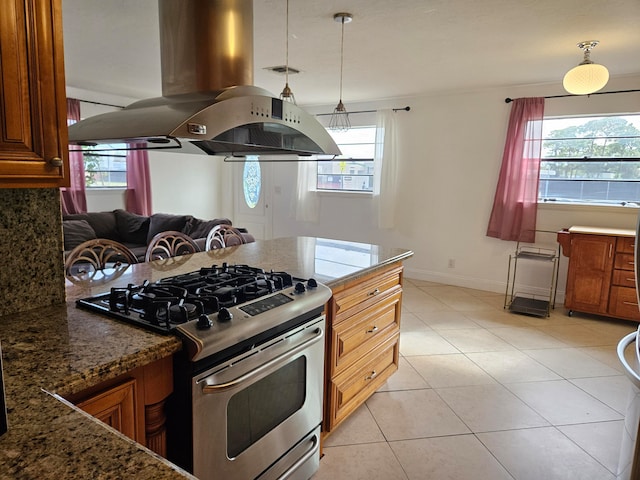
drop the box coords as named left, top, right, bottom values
left=68, top=0, right=340, bottom=158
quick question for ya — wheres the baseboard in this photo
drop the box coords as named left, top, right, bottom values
left=403, top=267, right=566, bottom=304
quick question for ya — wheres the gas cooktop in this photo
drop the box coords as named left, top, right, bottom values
left=76, top=263, right=312, bottom=335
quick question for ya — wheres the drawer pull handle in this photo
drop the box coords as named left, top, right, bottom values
left=366, top=325, right=379, bottom=334
left=627, top=278, right=636, bottom=282
left=365, top=371, right=377, bottom=380
left=623, top=301, right=639, bottom=306
left=629, top=262, right=635, bottom=266
left=369, top=288, right=380, bottom=297
left=49, top=157, right=63, bottom=167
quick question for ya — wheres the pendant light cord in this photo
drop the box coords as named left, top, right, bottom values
left=339, top=17, right=345, bottom=103
left=285, top=0, right=290, bottom=86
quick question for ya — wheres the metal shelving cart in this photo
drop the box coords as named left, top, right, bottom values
left=504, top=231, right=560, bottom=317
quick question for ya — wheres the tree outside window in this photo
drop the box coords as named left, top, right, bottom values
left=82, top=144, right=127, bottom=188
left=540, top=115, right=640, bottom=205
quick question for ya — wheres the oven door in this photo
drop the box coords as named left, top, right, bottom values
left=192, top=316, right=325, bottom=480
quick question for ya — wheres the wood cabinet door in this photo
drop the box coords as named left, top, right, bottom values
left=565, top=234, right=615, bottom=315
left=0, top=0, right=69, bottom=187
left=76, top=379, right=138, bottom=442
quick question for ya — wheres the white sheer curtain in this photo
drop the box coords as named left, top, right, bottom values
left=372, top=109, right=400, bottom=228
left=292, top=160, right=320, bottom=222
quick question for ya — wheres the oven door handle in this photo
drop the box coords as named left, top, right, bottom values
left=202, top=327, right=324, bottom=393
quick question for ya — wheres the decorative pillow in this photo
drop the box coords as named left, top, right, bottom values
left=114, top=209, right=150, bottom=245
left=86, top=211, right=120, bottom=240
left=63, top=220, right=97, bottom=251
left=185, top=217, right=233, bottom=239
left=146, top=213, right=192, bottom=244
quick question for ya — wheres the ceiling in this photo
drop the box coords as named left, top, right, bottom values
left=62, top=0, right=640, bottom=107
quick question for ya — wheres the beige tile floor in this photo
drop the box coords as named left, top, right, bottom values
left=313, top=278, right=640, bottom=480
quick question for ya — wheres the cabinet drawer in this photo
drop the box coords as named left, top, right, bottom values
left=613, top=269, right=637, bottom=288
left=617, top=236, right=636, bottom=254
left=614, top=253, right=635, bottom=271
left=328, top=334, right=399, bottom=430
left=609, top=286, right=640, bottom=321
left=331, top=292, right=401, bottom=376
left=332, top=267, right=402, bottom=324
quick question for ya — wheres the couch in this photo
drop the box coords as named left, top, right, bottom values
left=63, top=209, right=254, bottom=261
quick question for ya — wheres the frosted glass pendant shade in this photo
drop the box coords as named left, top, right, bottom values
left=563, top=63, right=609, bottom=95
left=562, top=40, right=609, bottom=95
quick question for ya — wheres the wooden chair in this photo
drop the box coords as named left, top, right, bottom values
left=145, top=230, right=200, bottom=262
left=205, top=224, right=247, bottom=251
left=65, top=239, right=138, bottom=281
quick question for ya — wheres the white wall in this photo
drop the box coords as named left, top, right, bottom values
left=147, top=150, right=225, bottom=219
left=265, top=75, right=640, bottom=299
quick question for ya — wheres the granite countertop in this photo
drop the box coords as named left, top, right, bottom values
left=0, top=236, right=412, bottom=479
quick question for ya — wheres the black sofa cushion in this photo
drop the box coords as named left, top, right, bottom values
left=185, top=217, right=233, bottom=240
left=64, top=211, right=120, bottom=241
left=114, top=209, right=150, bottom=245
left=63, top=219, right=97, bottom=251
left=146, top=213, right=192, bottom=244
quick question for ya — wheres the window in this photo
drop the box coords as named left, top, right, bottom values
left=317, top=126, right=376, bottom=192
left=539, top=114, right=640, bottom=205
left=82, top=144, right=127, bottom=188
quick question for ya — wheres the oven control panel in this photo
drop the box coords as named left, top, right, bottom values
left=177, top=282, right=332, bottom=362
left=240, top=292, right=293, bottom=316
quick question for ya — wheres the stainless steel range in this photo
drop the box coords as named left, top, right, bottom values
left=77, top=263, right=331, bottom=480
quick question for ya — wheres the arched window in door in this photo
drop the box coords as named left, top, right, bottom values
left=243, top=157, right=261, bottom=209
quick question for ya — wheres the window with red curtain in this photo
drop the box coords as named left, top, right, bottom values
left=486, top=97, right=545, bottom=243
left=60, top=98, right=87, bottom=214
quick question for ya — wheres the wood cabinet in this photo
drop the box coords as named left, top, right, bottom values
left=559, top=227, right=640, bottom=322
left=0, top=0, right=70, bottom=187
left=65, top=355, right=173, bottom=457
left=324, top=263, right=403, bottom=434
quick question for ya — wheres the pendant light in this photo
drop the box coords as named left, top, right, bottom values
left=562, top=40, right=609, bottom=95
left=279, top=0, right=296, bottom=104
left=329, top=13, right=352, bottom=132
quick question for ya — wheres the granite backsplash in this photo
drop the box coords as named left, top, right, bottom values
left=0, top=188, right=65, bottom=316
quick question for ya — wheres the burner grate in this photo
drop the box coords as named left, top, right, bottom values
left=76, top=263, right=298, bottom=334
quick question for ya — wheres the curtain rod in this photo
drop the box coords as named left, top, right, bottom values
left=316, top=106, right=410, bottom=117
left=76, top=98, right=125, bottom=108
left=75, top=98, right=414, bottom=115
left=504, top=89, right=640, bottom=103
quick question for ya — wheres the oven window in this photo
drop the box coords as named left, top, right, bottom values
left=227, top=356, right=306, bottom=458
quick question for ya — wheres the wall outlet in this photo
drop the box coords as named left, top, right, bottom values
left=448, top=258, right=455, bottom=268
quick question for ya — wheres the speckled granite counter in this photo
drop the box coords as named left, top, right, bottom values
left=0, top=237, right=412, bottom=479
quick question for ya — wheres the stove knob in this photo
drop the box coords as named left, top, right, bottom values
left=307, top=278, right=318, bottom=289
left=294, top=282, right=306, bottom=294
left=196, top=314, right=213, bottom=330
left=218, top=307, right=233, bottom=322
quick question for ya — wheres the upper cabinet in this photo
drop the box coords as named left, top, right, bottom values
left=0, top=0, right=69, bottom=188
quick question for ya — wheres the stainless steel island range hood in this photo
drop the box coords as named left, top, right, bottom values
left=68, top=0, right=340, bottom=158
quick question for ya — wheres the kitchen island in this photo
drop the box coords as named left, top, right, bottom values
left=0, top=237, right=412, bottom=479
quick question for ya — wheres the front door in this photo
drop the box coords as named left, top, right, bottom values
left=233, top=158, right=272, bottom=240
